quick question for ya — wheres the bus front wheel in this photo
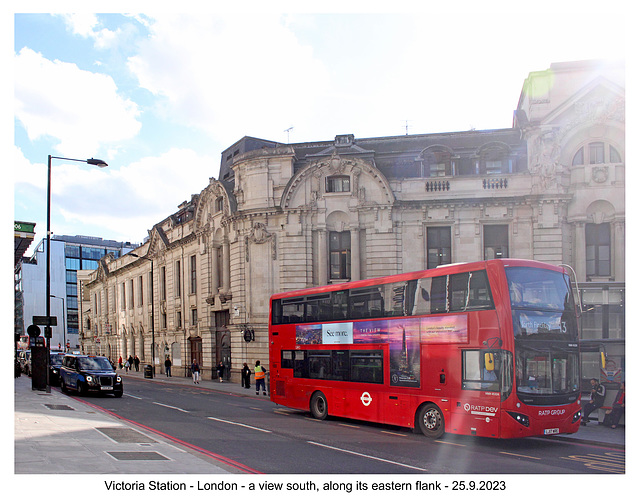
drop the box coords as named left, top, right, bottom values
left=310, top=391, right=328, bottom=420
left=417, top=403, right=444, bottom=439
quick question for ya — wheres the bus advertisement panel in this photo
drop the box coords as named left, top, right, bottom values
left=295, top=315, right=467, bottom=388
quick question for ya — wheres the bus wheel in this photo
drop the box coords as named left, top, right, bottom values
left=310, top=391, right=328, bottom=420
left=417, top=403, right=444, bottom=439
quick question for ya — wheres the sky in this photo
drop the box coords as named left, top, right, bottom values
left=9, top=3, right=629, bottom=257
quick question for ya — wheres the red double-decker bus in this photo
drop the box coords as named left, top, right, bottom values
left=268, top=259, right=582, bottom=439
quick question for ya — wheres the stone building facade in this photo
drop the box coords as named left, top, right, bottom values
left=82, top=60, right=624, bottom=383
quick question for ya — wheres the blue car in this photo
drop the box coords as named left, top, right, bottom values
left=60, top=354, right=123, bottom=397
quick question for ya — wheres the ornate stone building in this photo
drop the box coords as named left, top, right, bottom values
left=82, top=60, right=624, bottom=383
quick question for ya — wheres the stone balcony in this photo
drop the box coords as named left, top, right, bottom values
left=393, top=173, right=534, bottom=202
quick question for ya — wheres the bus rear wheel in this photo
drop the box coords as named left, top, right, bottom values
left=417, top=403, right=444, bottom=439
left=310, top=391, right=328, bottom=420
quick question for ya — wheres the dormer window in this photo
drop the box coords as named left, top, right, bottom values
left=335, top=134, right=355, bottom=147
left=326, top=175, right=350, bottom=193
left=478, top=145, right=511, bottom=175
left=423, top=149, right=453, bottom=177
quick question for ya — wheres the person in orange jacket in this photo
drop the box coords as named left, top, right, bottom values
left=255, top=360, right=267, bottom=396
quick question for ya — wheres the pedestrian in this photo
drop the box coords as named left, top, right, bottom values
left=134, top=355, right=140, bottom=372
left=118, top=356, right=123, bottom=369
left=127, top=355, right=134, bottom=371
left=217, top=361, right=225, bottom=382
left=603, top=382, right=625, bottom=429
left=164, top=356, right=172, bottom=377
left=255, top=360, right=267, bottom=396
left=582, top=378, right=606, bottom=425
left=191, top=359, right=200, bottom=384
left=124, top=359, right=130, bottom=372
left=241, top=362, right=251, bottom=389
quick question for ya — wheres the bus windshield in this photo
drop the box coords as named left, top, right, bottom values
left=506, top=267, right=577, bottom=340
left=515, top=345, right=580, bottom=396
left=507, top=266, right=580, bottom=404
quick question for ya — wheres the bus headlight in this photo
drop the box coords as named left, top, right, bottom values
left=572, top=410, right=582, bottom=423
left=507, top=411, right=530, bottom=427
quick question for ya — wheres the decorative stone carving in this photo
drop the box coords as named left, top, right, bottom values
left=529, top=129, right=561, bottom=190
left=246, top=222, right=277, bottom=261
left=592, top=165, right=609, bottom=183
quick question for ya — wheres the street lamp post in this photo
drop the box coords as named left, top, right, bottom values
left=50, top=294, right=66, bottom=350
left=130, top=253, right=154, bottom=377
left=45, top=156, right=107, bottom=392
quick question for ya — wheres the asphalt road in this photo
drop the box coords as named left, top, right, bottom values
left=75, top=378, right=624, bottom=475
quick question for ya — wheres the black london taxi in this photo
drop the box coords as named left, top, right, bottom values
left=60, top=354, right=123, bottom=397
left=49, top=351, right=66, bottom=386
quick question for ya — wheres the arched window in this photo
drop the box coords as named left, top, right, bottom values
left=423, top=149, right=453, bottom=177
left=477, top=144, right=511, bottom=175
left=572, top=141, right=622, bottom=166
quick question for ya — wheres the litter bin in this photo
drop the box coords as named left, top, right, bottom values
left=144, top=364, right=153, bottom=378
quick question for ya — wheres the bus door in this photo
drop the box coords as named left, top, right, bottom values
left=452, top=350, right=502, bottom=437
left=420, top=345, right=452, bottom=427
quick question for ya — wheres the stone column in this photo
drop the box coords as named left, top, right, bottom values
left=222, top=239, right=230, bottom=292
left=212, top=245, right=220, bottom=292
left=318, top=229, right=328, bottom=285
left=350, top=227, right=360, bottom=281
left=574, top=222, right=586, bottom=282
left=614, top=220, right=625, bottom=281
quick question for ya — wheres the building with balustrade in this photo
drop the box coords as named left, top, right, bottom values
left=82, top=59, right=624, bottom=383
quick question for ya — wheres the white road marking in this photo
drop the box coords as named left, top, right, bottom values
left=153, top=402, right=189, bottom=413
left=307, top=441, right=427, bottom=471
left=207, top=417, right=272, bottom=433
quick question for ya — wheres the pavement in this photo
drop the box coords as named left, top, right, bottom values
left=14, top=368, right=625, bottom=475
left=13, top=372, right=254, bottom=475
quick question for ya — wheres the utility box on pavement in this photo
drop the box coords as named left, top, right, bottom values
left=30, top=343, right=47, bottom=390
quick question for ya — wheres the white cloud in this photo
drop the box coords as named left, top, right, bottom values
left=14, top=146, right=218, bottom=245
left=14, top=47, right=141, bottom=156
left=127, top=14, right=330, bottom=145
left=56, top=13, right=122, bottom=50
left=58, top=13, right=100, bottom=38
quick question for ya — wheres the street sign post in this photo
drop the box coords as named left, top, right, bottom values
left=32, top=316, right=57, bottom=326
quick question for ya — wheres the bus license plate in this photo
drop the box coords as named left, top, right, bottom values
left=544, top=428, right=559, bottom=435
left=101, top=386, right=113, bottom=390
